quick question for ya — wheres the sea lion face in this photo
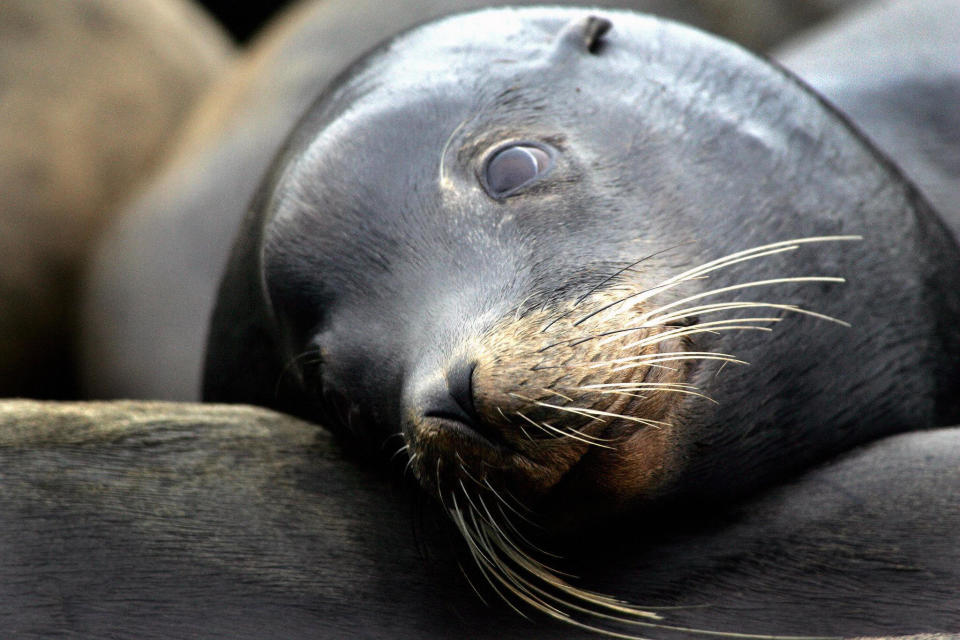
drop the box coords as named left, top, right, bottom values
left=255, top=8, right=959, bottom=524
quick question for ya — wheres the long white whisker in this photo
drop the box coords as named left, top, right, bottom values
left=514, top=394, right=669, bottom=429
left=633, top=277, right=844, bottom=325
left=510, top=395, right=619, bottom=444
left=590, top=350, right=742, bottom=367
left=618, top=322, right=778, bottom=351
left=588, top=388, right=720, bottom=404
left=514, top=411, right=560, bottom=438
left=645, top=301, right=801, bottom=324
left=654, top=236, right=860, bottom=289
left=609, top=354, right=749, bottom=373
left=514, top=411, right=613, bottom=447
left=578, top=381, right=700, bottom=390
left=577, top=236, right=859, bottom=326
left=450, top=496, right=527, bottom=617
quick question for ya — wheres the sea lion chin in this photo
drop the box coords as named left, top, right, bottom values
left=204, top=5, right=960, bottom=634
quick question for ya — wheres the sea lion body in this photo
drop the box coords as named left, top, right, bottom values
left=198, top=6, right=960, bottom=632
left=198, top=8, right=960, bottom=632
left=0, top=400, right=957, bottom=638
left=205, top=6, right=960, bottom=515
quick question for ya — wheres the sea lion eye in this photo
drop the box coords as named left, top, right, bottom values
left=483, top=143, right=552, bottom=198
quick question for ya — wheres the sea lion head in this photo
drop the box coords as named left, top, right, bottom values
left=211, top=8, right=960, bottom=529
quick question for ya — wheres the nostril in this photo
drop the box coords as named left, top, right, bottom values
left=446, top=358, right=478, bottom=424
left=421, top=358, right=479, bottom=427
left=419, top=358, right=506, bottom=448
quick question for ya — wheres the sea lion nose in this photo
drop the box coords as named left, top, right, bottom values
left=417, top=356, right=507, bottom=446
left=446, top=357, right=479, bottom=423
left=422, top=358, right=479, bottom=427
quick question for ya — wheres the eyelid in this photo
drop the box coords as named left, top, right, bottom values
left=480, top=141, right=555, bottom=199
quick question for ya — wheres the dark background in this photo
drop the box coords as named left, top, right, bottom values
left=198, top=0, right=295, bottom=41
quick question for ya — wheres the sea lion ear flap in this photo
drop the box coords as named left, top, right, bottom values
left=552, top=15, right=612, bottom=58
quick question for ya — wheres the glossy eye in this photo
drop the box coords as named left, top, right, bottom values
left=483, top=143, right=552, bottom=198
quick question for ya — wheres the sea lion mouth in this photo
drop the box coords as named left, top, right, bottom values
left=420, top=413, right=510, bottom=454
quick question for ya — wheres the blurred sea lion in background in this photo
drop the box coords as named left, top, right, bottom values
left=0, top=0, right=232, bottom=398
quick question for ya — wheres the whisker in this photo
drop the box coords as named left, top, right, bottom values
left=452, top=481, right=832, bottom=639
left=436, top=458, right=446, bottom=506
left=457, top=559, right=491, bottom=607
left=403, top=452, right=418, bottom=479
left=643, top=301, right=801, bottom=325
left=273, top=348, right=321, bottom=400
left=484, top=479, right=541, bottom=529
left=588, top=388, right=719, bottom=404
left=457, top=457, right=487, bottom=492
left=543, top=388, right=576, bottom=403
left=575, top=244, right=693, bottom=308
left=571, top=280, right=692, bottom=329
left=648, top=236, right=860, bottom=293
left=513, top=394, right=668, bottom=430
left=541, top=244, right=693, bottom=333
left=474, top=510, right=834, bottom=639
left=476, top=517, right=661, bottom=619
left=614, top=319, right=779, bottom=351
left=589, top=350, right=744, bottom=367
left=515, top=411, right=561, bottom=439
left=511, top=394, right=627, bottom=441
left=493, top=505, right=561, bottom=563
left=450, top=496, right=528, bottom=618
left=438, top=236, right=862, bottom=640
left=476, top=493, right=561, bottom=576
left=460, top=481, right=517, bottom=551
left=608, top=354, right=749, bottom=374
left=631, top=278, right=847, bottom=327
left=514, top=410, right=616, bottom=447
left=390, top=443, right=410, bottom=463
left=575, top=235, right=860, bottom=328
left=550, top=303, right=835, bottom=355
left=577, top=381, right=701, bottom=390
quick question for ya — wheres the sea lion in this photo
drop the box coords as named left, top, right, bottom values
left=203, top=6, right=960, bottom=633
left=0, top=400, right=957, bottom=638
left=0, top=0, right=232, bottom=398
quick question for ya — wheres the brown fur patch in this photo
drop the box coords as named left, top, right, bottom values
left=408, top=288, right=693, bottom=508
